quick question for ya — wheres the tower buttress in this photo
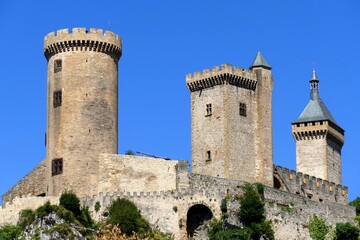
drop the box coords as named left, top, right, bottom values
left=44, top=28, right=122, bottom=197
left=292, top=69, right=344, bottom=184
left=250, top=51, right=274, bottom=187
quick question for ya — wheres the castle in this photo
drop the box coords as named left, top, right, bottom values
left=0, top=28, right=354, bottom=239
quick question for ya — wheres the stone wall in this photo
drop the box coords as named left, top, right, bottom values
left=83, top=188, right=223, bottom=240
left=1, top=169, right=355, bottom=240
left=83, top=173, right=355, bottom=240
left=274, top=165, right=348, bottom=204
left=97, top=154, right=179, bottom=193
left=2, top=159, right=47, bottom=205
left=264, top=187, right=355, bottom=240
left=0, top=196, right=58, bottom=226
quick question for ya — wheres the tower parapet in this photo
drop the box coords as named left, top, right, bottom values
left=44, top=28, right=122, bottom=60
left=274, top=165, right=348, bottom=205
left=186, top=64, right=257, bottom=92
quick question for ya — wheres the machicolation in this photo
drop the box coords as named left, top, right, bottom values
left=0, top=27, right=356, bottom=240
left=186, top=64, right=257, bottom=91
left=44, top=28, right=122, bottom=60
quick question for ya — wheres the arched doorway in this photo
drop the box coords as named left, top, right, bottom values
left=186, top=204, right=213, bottom=238
left=274, top=176, right=282, bottom=189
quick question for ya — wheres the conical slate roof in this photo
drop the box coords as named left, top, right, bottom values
left=293, top=97, right=337, bottom=124
left=250, top=51, right=271, bottom=69
left=293, top=70, right=337, bottom=124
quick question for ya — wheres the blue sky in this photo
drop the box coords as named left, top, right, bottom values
left=0, top=1, right=359, bottom=204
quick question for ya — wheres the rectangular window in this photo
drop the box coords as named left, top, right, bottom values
left=206, top=150, right=211, bottom=161
left=53, top=90, right=62, bottom=108
left=52, top=158, right=63, bottom=176
left=206, top=104, right=212, bottom=116
left=239, top=102, right=247, bottom=117
left=54, top=59, right=62, bottom=73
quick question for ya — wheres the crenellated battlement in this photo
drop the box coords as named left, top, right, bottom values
left=274, top=165, right=348, bottom=204
left=186, top=64, right=257, bottom=92
left=292, top=120, right=344, bottom=144
left=44, top=28, right=122, bottom=60
left=83, top=187, right=223, bottom=204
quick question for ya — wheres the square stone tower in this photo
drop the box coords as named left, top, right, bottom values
left=292, top=70, right=344, bottom=184
left=186, top=52, right=274, bottom=186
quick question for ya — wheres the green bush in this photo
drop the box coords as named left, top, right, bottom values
left=209, top=184, right=274, bottom=240
left=349, top=197, right=360, bottom=216
left=35, top=201, right=54, bottom=218
left=308, top=215, right=329, bottom=240
left=210, top=228, right=252, bottom=240
left=48, top=223, right=74, bottom=238
left=125, top=150, right=135, bottom=155
left=106, top=198, right=150, bottom=236
left=95, top=201, right=101, bottom=213
left=256, top=183, right=264, bottom=196
left=0, top=224, right=22, bottom=240
left=79, top=206, right=94, bottom=228
left=208, top=218, right=224, bottom=238
left=334, top=222, right=359, bottom=240
left=59, top=191, right=81, bottom=217
left=249, top=221, right=274, bottom=240
left=18, top=209, right=35, bottom=229
left=220, top=197, right=228, bottom=214
left=55, top=205, right=77, bottom=223
left=355, top=215, right=360, bottom=227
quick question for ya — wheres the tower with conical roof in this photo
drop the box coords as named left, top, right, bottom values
left=186, top=51, right=274, bottom=186
left=292, top=69, right=344, bottom=184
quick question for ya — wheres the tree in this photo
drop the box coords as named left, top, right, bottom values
left=209, top=184, right=274, bottom=240
left=106, top=198, right=150, bottom=236
left=308, top=215, right=329, bottom=240
left=59, top=191, right=81, bottom=217
left=334, top=222, right=359, bottom=240
left=349, top=197, right=360, bottom=216
left=238, top=183, right=265, bottom=226
left=0, top=224, right=21, bottom=240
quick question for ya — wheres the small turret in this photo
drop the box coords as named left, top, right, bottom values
left=292, top=69, right=344, bottom=184
left=250, top=51, right=272, bottom=70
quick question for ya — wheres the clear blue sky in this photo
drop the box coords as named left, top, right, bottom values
left=0, top=1, right=359, bottom=204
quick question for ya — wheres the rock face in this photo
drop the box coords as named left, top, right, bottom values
left=20, top=213, right=88, bottom=240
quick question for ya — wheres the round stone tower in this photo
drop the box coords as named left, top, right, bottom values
left=44, top=28, right=122, bottom=197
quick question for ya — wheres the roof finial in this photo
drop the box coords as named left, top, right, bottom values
left=310, top=68, right=319, bottom=100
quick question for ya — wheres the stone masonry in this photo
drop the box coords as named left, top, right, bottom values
left=292, top=70, right=345, bottom=184
left=186, top=60, right=273, bottom=187
left=44, top=28, right=122, bottom=197
left=1, top=28, right=355, bottom=240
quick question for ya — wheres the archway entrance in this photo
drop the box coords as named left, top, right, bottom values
left=186, top=204, right=213, bottom=238
left=274, top=176, right=282, bottom=189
